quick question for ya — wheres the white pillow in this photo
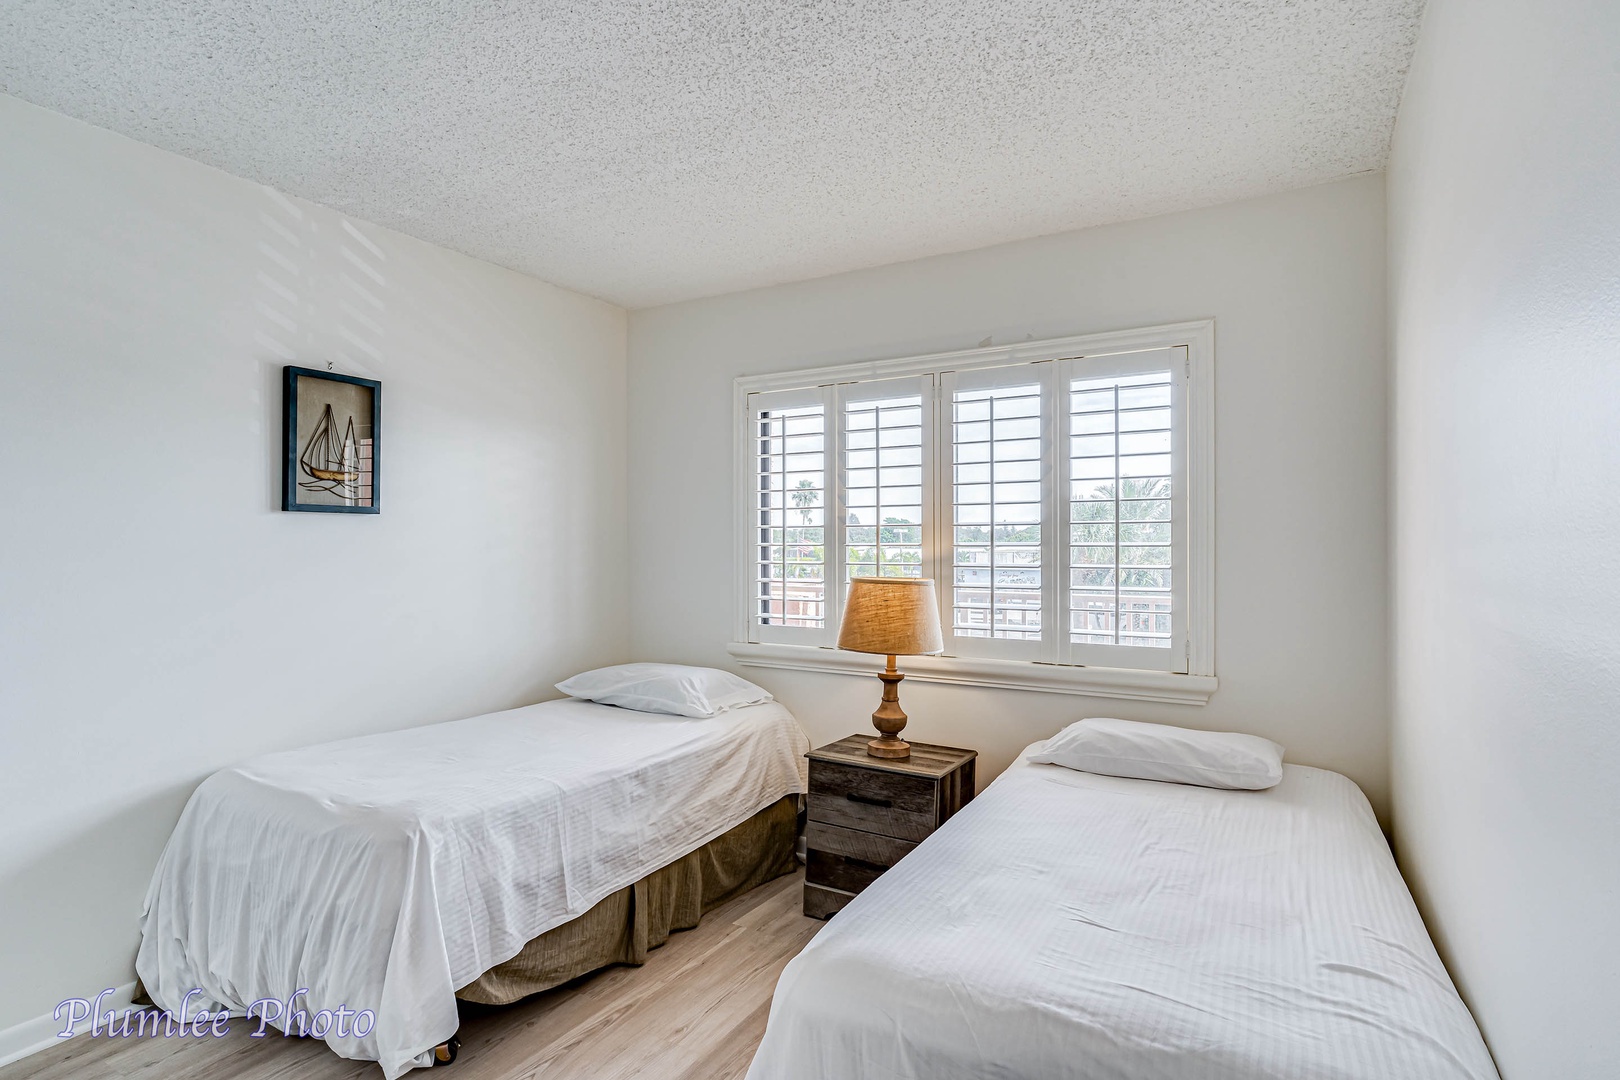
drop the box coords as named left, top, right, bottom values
left=1027, top=717, right=1284, bottom=790
left=555, top=663, right=773, bottom=718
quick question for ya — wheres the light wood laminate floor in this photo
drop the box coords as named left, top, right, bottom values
left=4, top=871, right=822, bottom=1080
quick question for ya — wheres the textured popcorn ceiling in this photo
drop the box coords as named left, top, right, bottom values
left=0, top=1, right=1423, bottom=307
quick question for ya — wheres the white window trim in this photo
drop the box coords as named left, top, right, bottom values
left=730, top=319, right=1216, bottom=707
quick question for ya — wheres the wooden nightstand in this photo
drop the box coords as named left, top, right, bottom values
left=803, top=736, right=978, bottom=919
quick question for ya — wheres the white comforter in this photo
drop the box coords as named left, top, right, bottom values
left=137, top=698, right=808, bottom=1078
left=749, top=748, right=1498, bottom=1080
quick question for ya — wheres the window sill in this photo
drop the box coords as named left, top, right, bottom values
left=727, top=642, right=1217, bottom=706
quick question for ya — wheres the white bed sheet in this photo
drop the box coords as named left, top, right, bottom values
left=137, top=698, right=808, bottom=1078
left=749, top=747, right=1498, bottom=1080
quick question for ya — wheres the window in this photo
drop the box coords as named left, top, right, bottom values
left=734, top=322, right=1213, bottom=699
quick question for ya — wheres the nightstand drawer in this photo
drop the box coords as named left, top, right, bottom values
left=803, top=883, right=856, bottom=920
left=806, top=849, right=890, bottom=894
left=808, top=760, right=938, bottom=841
left=806, top=821, right=917, bottom=867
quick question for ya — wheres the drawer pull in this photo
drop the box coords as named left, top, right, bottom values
left=845, top=793, right=893, bottom=808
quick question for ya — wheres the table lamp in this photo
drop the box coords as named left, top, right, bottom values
left=837, top=577, right=945, bottom=759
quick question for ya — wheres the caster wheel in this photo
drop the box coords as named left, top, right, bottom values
left=431, top=1035, right=460, bottom=1066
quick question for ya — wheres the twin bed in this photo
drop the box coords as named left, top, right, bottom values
left=748, top=747, right=1500, bottom=1080
left=136, top=694, right=808, bottom=1078
left=139, top=678, right=1497, bottom=1080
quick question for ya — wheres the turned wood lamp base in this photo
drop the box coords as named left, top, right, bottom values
left=866, top=654, right=912, bottom=760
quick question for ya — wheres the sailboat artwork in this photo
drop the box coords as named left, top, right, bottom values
left=282, top=365, right=380, bottom=514
left=298, top=403, right=363, bottom=498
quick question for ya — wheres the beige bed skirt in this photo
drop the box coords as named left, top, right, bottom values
left=455, top=794, right=801, bottom=1006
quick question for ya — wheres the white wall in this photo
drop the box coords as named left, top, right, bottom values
left=1387, top=1, right=1620, bottom=1076
left=0, top=95, right=629, bottom=1043
left=628, top=175, right=1391, bottom=816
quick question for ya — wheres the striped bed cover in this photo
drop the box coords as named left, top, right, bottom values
left=747, top=747, right=1499, bottom=1080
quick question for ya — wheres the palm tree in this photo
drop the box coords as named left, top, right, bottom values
left=790, top=478, right=818, bottom=524
left=782, top=478, right=824, bottom=576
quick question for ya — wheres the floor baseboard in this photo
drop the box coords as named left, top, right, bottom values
left=0, top=982, right=138, bottom=1069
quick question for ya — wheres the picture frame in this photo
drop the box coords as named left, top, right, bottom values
left=282, top=365, right=381, bottom=514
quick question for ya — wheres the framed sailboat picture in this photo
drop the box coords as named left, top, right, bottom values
left=282, top=366, right=381, bottom=513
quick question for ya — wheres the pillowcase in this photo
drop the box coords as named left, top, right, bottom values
left=1027, top=717, right=1284, bottom=790
left=555, top=663, right=773, bottom=719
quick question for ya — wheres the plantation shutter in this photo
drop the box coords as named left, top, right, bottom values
left=738, top=331, right=1203, bottom=677
left=940, top=362, right=1059, bottom=661
left=1059, top=347, right=1188, bottom=671
left=840, top=375, right=933, bottom=591
left=746, top=386, right=834, bottom=645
